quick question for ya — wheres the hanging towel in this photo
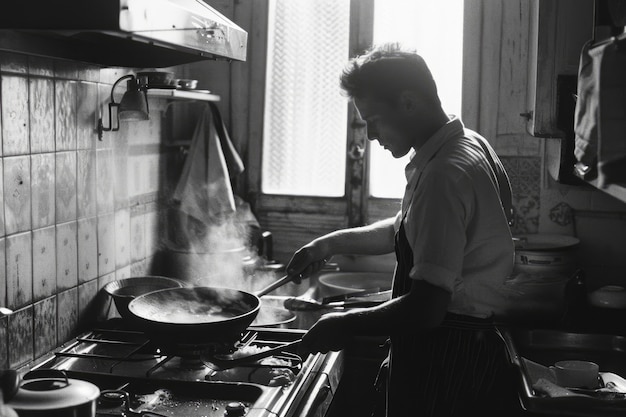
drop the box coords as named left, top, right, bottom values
left=573, top=40, right=600, bottom=172
left=209, top=102, right=245, bottom=177
left=173, top=105, right=240, bottom=224
left=595, top=35, right=626, bottom=187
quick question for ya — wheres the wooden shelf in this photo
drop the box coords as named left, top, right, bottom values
left=147, top=89, right=220, bottom=102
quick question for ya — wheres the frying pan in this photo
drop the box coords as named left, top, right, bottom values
left=127, top=274, right=297, bottom=344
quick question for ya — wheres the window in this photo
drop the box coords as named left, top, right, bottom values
left=261, top=0, right=351, bottom=197
left=261, top=1, right=464, bottom=198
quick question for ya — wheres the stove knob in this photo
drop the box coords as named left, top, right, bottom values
left=224, top=401, right=246, bottom=417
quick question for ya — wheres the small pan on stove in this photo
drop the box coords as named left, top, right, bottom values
left=127, top=274, right=297, bottom=345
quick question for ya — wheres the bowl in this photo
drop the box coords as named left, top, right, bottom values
left=175, top=79, right=198, bottom=90
left=103, top=276, right=185, bottom=318
left=317, top=272, right=393, bottom=297
left=588, top=285, right=626, bottom=309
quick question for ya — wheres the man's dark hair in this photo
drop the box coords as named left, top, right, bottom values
left=339, top=42, right=441, bottom=107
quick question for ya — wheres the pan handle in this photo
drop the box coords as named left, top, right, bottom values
left=255, top=274, right=300, bottom=297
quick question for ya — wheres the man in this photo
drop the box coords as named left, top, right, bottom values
left=286, top=43, right=518, bottom=417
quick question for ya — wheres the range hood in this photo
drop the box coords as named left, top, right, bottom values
left=0, top=0, right=247, bottom=67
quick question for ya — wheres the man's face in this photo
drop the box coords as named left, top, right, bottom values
left=354, top=96, right=414, bottom=159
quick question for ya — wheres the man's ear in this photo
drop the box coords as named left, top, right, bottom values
left=398, top=90, right=420, bottom=114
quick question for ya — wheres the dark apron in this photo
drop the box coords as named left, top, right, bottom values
left=373, top=220, right=518, bottom=417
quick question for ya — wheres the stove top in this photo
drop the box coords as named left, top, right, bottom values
left=25, top=321, right=343, bottom=417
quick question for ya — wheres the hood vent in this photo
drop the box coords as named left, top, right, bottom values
left=0, top=0, right=247, bottom=67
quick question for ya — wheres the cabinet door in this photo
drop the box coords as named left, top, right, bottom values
left=526, top=0, right=594, bottom=137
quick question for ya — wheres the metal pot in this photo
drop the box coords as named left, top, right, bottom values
left=7, top=370, right=99, bottom=417
left=513, top=234, right=580, bottom=274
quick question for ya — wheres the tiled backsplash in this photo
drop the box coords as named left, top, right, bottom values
left=0, top=52, right=169, bottom=369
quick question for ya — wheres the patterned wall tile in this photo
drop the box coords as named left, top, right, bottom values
left=55, top=80, right=77, bottom=151
left=77, top=217, right=98, bottom=283
left=4, top=156, right=32, bottom=234
left=114, top=150, right=129, bottom=209
left=2, top=75, right=29, bottom=156
left=116, top=265, right=131, bottom=280
left=77, top=150, right=97, bottom=218
left=31, top=153, right=56, bottom=229
left=78, top=279, right=99, bottom=330
left=77, top=81, right=98, bottom=150
left=131, top=259, right=149, bottom=277
left=99, top=68, right=129, bottom=85
left=29, top=77, right=55, bottom=153
left=115, top=209, right=130, bottom=269
left=33, top=226, right=56, bottom=301
left=96, top=149, right=114, bottom=214
left=128, top=154, right=160, bottom=197
left=57, top=287, right=78, bottom=343
left=0, top=316, right=7, bottom=368
left=130, top=208, right=146, bottom=263
left=28, top=56, right=54, bottom=77
left=501, top=156, right=541, bottom=234
left=98, top=271, right=117, bottom=291
left=0, top=159, right=4, bottom=237
left=33, top=296, right=57, bottom=357
left=97, top=272, right=117, bottom=320
left=56, top=151, right=77, bottom=223
left=54, top=61, right=79, bottom=80
left=97, top=213, right=116, bottom=276
left=0, top=52, right=27, bottom=73
left=56, top=221, right=78, bottom=291
left=0, top=239, right=4, bottom=309
left=144, top=209, right=161, bottom=257
left=6, top=232, right=33, bottom=310
left=78, top=65, right=100, bottom=83
left=8, top=306, right=33, bottom=368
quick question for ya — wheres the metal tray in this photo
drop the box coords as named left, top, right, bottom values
left=500, top=327, right=626, bottom=416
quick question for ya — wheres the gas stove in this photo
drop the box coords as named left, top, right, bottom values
left=25, top=321, right=343, bottom=417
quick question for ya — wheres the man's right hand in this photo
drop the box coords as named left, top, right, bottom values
left=286, top=240, right=330, bottom=284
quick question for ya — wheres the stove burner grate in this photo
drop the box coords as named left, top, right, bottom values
left=52, top=327, right=303, bottom=378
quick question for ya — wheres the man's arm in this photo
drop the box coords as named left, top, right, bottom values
left=286, top=215, right=397, bottom=277
left=299, top=278, right=451, bottom=355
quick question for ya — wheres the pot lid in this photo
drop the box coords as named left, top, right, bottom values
left=8, top=371, right=99, bottom=410
left=513, top=234, right=580, bottom=251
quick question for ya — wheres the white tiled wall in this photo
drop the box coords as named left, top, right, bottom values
left=0, top=52, right=169, bottom=369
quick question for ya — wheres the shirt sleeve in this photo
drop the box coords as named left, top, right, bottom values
left=403, top=166, right=473, bottom=293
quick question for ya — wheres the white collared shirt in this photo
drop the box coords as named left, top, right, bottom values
left=395, top=116, right=515, bottom=318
